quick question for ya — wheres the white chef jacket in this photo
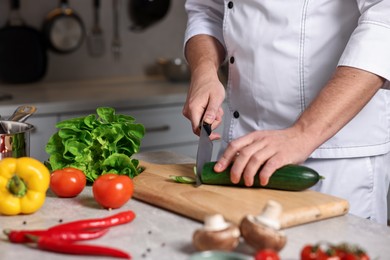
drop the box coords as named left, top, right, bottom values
left=184, top=0, right=390, bottom=159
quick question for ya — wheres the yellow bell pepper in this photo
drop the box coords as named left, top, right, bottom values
left=0, top=157, right=50, bottom=215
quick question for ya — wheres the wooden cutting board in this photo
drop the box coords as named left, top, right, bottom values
left=133, top=161, right=349, bottom=229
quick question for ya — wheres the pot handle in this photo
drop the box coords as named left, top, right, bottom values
left=8, top=105, right=37, bottom=122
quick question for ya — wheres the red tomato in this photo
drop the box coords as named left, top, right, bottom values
left=301, top=243, right=370, bottom=260
left=334, top=249, right=347, bottom=259
left=92, top=174, right=134, bottom=209
left=343, top=253, right=369, bottom=260
left=343, top=254, right=358, bottom=260
left=255, top=249, right=280, bottom=260
left=301, top=244, right=322, bottom=260
left=50, top=167, right=86, bottom=198
left=317, top=251, right=341, bottom=260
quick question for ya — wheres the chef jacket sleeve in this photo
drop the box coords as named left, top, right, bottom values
left=338, top=0, right=390, bottom=87
left=184, top=0, right=226, bottom=50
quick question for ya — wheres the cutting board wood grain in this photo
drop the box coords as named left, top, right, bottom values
left=133, top=161, right=349, bottom=229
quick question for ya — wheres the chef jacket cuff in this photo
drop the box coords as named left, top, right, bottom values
left=338, top=22, right=390, bottom=86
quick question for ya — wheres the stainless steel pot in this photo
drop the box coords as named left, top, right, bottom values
left=0, top=121, right=34, bottom=159
left=0, top=105, right=36, bottom=159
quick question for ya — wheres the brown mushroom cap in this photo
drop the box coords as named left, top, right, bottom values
left=240, top=215, right=286, bottom=252
left=192, top=225, right=241, bottom=251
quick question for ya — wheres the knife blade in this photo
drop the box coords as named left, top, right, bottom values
left=195, top=123, right=213, bottom=187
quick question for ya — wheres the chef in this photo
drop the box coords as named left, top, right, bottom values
left=182, top=0, right=390, bottom=225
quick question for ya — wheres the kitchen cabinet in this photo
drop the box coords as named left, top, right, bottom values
left=118, top=106, right=198, bottom=157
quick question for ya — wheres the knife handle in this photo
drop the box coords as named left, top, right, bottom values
left=202, top=122, right=212, bottom=136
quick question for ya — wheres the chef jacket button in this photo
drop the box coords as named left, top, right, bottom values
left=233, top=111, right=240, bottom=118
left=228, top=1, right=234, bottom=9
left=229, top=56, right=235, bottom=64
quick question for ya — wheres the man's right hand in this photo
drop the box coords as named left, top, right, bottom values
left=182, top=68, right=225, bottom=139
left=182, top=35, right=226, bottom=140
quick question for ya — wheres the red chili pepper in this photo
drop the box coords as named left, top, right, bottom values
left=26, top=234, right=131, bottom=259
left=48, top=210, right=136, bottom=232
left=4, top=228, right=109, bottom=243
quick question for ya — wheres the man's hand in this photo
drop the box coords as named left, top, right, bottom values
left=183, top=34, right=226, bottom=139
left=182, top=72, right=225, bottom=139
left=214, top=126, right=314, bottom=186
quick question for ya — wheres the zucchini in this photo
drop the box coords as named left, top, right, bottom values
left=201, top=162, right=322, bottom=191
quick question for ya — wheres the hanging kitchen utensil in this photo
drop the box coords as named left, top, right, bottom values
left=87, top=0, right=105, bottom=57
left=42, top=0, right=85, bottom=54
left=128, top=0, right=171, bottom=32
left=112, top=0, right=121, bottom=60
left=0, top=0, right=47, bottom=84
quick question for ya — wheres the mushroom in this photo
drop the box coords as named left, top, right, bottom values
left=192, top=214, right=241, bottom=251
left=240, top=200, right=287, bottom=252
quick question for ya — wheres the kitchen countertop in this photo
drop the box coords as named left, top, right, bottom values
left=1, top=151, right=390, bottom=260
left=0, top=76, right=189, bottom=116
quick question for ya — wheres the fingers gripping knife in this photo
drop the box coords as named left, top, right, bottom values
left=195, top=123, right=213, bottom=187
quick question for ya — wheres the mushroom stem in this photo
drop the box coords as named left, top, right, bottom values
left=203, top=214, right=230, bottom=231
left=255, top=200, right=282, bottom=230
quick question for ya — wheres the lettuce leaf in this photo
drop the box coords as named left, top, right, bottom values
left=45, top=107, right=145, bottom=182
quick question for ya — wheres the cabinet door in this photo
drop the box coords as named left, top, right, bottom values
left=28, top=116, right=58, bottom=163
left=141, top=141, right=199, bottom=159
left=117, top=106, right=198, bottom=154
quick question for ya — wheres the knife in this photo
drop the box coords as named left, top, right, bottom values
left=195, top=122, right=213, bottom=187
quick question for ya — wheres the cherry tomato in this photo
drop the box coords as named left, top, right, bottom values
left=92, top=174, right=134, bottom=209
left=301, top=243, right=370, bottom=260
left=343, top=254, right=358, bottom=260
left=333, top=249, right=347, bottom=259
left=301, top=244, right=322, bottom=260
left=344, top=253, right=370, bottom=260
left=255, top=249, right=280, bottom=260
left=50, top=167, right=86, bottom=198
left=317, top=251, right=341, bottom=260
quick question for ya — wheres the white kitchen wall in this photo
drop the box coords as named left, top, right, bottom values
left=0, top=0, right=188, bottom=82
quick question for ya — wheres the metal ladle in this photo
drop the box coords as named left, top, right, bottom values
left=0, top=105, right=37, bottom=134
